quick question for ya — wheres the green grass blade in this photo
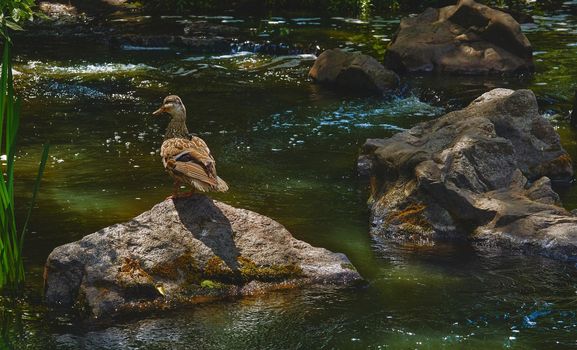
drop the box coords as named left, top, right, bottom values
left=0, top=24, right=47, bottom=289
left=0, top=43, right=8, bottom=139
left=0, top=44, right=9, bottom=209
left=19, top=143, right=49, bottom=255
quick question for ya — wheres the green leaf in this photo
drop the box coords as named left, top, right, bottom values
left=11, top=8, right=21, bottom=23
left=5, top=20, right=23, bottom=31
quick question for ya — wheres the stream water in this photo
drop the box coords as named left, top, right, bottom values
left=4, top=4, right=577, bottom=349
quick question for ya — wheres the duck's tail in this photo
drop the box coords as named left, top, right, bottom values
left=215, top=176, right=229, bottom=192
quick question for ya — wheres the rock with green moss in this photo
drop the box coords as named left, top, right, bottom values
left=44, top=196, right=362, bottom=318
left=360, top=88, right=577, bottom=260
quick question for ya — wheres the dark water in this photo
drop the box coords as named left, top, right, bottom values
left=3, top=5, right=577, bottom=349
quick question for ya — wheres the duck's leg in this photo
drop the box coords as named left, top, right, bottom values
left=177, top=188, right=196, bottom=198
left=166, top=181, right=181, bottom=200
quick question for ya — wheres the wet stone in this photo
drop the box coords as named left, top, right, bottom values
left=309, top=48, right=400, bottom=95
left=360, top=88, right=577, bottom=260
left=44, top=196, right=362, bottom=318
left=109, top=34, right=231, bottom=53
left=384, top=0, right=534, bottom=74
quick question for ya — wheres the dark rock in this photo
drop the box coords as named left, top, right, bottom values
left=184, top=21, right=239, bottom=36
left=309, top=49, right=400, bottom=95
left=493, top=7, right=534, bottom=24
left=44, top=196, right=362, bottom=318
left=109, top=34, right=231, bottom=53
left=109, top=20, right=241, bottom=53
left=232, top=40, right=320, bottom=56
left=360, top=88, right=577, bottom=260
left=15, top=2, right=107, bottom=45
left=384, top=0, right=533, bottom=74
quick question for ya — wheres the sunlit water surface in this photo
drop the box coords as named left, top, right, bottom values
left=4, top=5, right=577, bottom=349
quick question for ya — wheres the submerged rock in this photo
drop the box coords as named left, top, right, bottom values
left=232, top=40, right=320, bottom=56
left=309, top=49, right=400, bottom=95
left=109, top=20, right=240, bottom=53
left=109, top=34, right=231, bottom=53
left=44, top=196, right=361, bottom=317
left=360, top=88, right=577, bottom=260
left=183, top=21, right=240, bottom=36
left=384, top=0, right=533, bottom=74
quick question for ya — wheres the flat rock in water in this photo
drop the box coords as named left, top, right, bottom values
left=183, top=21, right=240, bottom=36
left=309, top=48, right=400, bottom=95
left=109, top=34, right=231, bottom=53
left=384, top=0, right=533, bottom=74
left=44, top=196, right=362, bottom=318
left=360, top=88, right=577, bottom=260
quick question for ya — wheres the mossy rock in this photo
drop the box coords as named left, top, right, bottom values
left=237, top=256, right=303, bottom=282
left=203, top=256, right=236, bottom=281
left=200, top=280, right=223, bottom=289
left=149, top=252, right=201, bottom=283
left=341, top=263, right=357, bottom=271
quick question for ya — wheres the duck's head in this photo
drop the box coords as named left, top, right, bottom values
left=153, top=95, right=186, bottom=119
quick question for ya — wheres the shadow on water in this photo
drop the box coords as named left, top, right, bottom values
left=1, top=303, right=16, bottom=349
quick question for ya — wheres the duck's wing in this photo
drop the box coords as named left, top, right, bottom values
left=161, top=136, right=228, bottom=191
left=162, top=136, right=215, bottom=172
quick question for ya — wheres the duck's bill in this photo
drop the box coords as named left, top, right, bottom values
left=152, top=106, right=165, bottom=115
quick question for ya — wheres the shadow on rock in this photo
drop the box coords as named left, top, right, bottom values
left=172, top=196, right=239, bottom=272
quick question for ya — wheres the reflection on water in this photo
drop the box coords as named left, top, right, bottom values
left=5, top=250, right=577, bottom=349
left=4, top=4, right=577, bottom=349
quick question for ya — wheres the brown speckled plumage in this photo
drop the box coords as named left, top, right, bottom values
left=153, top=95, right=228, bottom=193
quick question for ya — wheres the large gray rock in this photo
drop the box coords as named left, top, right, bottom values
left=384, top=0, right=533, bottom=74
left=309, top=49, right=400, bottom=95
left=360, top=88, right=577, bottom=260
left=44, top=196, right=361, bottom=317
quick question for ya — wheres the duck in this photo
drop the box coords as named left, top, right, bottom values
left=152, top=95, right=228, bottom=197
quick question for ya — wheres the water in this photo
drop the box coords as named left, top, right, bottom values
left=4, top=6, right=577, bottom=349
